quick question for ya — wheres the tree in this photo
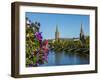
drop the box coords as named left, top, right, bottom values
left=85, top=36, right=90, bottom=48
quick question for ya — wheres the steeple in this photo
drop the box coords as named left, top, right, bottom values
left=56, top=25, right=58, bottom=33
left=80, top=23, right=83, bottom=35
left=55, top=25, right=59, bottom=40
left=80, top=23, right=85, bottom=44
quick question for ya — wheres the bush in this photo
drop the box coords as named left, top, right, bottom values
left=26, top=23, right=49, bottom=67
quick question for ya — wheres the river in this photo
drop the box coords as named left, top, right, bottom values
left=39, top=50, right=89, bottom=66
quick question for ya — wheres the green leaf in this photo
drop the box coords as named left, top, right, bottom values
left=33, top=56, right=37, bottom=64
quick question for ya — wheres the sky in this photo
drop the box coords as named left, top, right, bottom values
left=26, top=12, right=90, bottom=40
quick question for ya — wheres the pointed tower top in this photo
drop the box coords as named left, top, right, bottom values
left=80, top=23, right=83, bottom=34
left=56, top=25, right=58, bottom=32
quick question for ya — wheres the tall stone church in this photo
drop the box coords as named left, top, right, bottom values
left=80, top=23, right=86, bottom=44
left=55, top=23, right=86, bottom=44
left=55, top=25, right=59, bottom=40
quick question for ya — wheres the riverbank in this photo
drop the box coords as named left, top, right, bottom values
left=50, top=47, right=89, bottom=56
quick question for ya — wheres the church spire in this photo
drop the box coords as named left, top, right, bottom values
left=80, top=23, right=85, bottom=45
left=55, top=25, right=59, bottom=40
left=56, top=25, right=58, bottom=33
left=80, top=23, right=83, bottom=34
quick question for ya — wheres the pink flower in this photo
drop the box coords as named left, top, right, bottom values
left=35, top=32, right=42, bottom=41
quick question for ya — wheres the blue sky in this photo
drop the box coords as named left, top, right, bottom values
left=26, top=12, right=90, bottom=40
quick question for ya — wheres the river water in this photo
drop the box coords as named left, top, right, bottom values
left=40, top=51, right=89, bottom=66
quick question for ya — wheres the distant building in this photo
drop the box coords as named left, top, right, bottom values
left=80, top=23, right=86, bottom=44
left=55, top=25, right=59, bottom=40
left=73, top=38, right=80, bottom=41
left=52, top=23, right=86, bottom=43
left=54, top=25, right=80, bottom=41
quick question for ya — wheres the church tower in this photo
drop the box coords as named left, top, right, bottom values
left=80, top=23, right=85, bottom=44
left=55, top=25, right=59, bottom=40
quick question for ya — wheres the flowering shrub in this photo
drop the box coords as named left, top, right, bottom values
left=26, top=23, right=49, bottom=67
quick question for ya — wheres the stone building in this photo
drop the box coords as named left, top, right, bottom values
left=55, top=25, right=59, bottom=40
left=80, top=23, right=86, bottom=44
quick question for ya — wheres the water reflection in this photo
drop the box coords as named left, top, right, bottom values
left=40, top=51, right=89, bottom=66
